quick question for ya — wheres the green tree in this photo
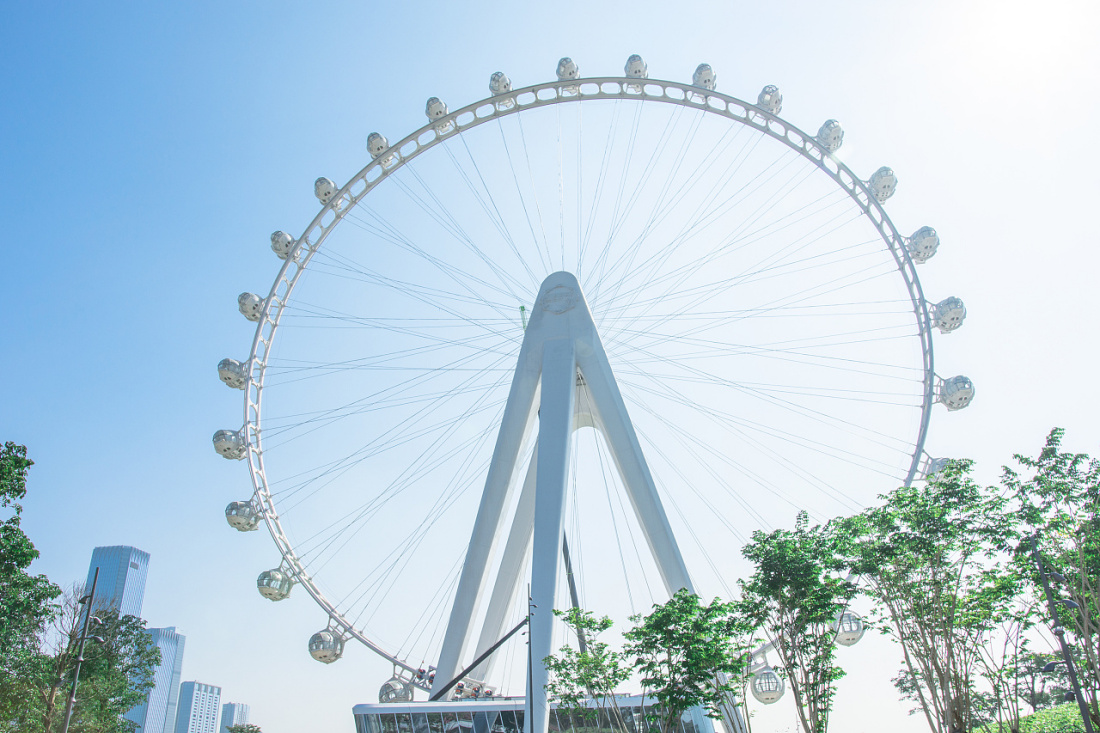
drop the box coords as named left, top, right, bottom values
left=0, top=442, right=61, bottom=729
left=623, top=589, right=751, bottom=733
left=1006, top=429, right=1099, bottom=729
left=227, top=725, right=262, bottom=733
left=736, top=511, right=856, bottom=733
left=543, top=608, right=631, bottom=732
left=840, top=459, right=1018, bottom=733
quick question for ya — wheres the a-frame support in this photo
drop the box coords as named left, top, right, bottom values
left=430, top=272, right=740, bottom=733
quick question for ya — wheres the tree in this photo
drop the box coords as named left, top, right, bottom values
left=227, top=725, right=263, bottom=733
left=543, top=609, right=631, bottom=732
left=1006, top=429, right=1100, bottom=729
left=840, top=459, right=1018, bottom=733
left=0, top=442, right=61, bottom=729
left=736, top=511, right=857, bottom=733
left=11, top=587, right=161, bottom=733
left=623, top=589, right=751, bottom=733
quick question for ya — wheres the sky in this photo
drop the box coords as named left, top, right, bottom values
left=3, top=2, right=1100, bottom=733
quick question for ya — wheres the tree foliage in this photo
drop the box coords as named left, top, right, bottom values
left=544, top=609, right=631, bottom=731
left=1006, top=429, right=1100, bottom=729
left=623, top=589, right=751, bottom=733
left=736, top=511, right=856, bottom=733
left=840, top=459, right=1018, bottom=733
left=227, top=725, right=263, bottom=733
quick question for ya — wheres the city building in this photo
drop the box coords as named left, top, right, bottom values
left=84, top=545, right=149, bottom=617
left=176, top=682, right=222, bottom=733
left=220, top=702, right=250, bottom=733
left=125, top=627, right=187, bottom=733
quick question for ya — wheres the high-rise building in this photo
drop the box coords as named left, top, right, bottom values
left=176, top=682, right=222, bottom=733
left=125, top=627, right=186, bottom=733
left=220, top=702, right=250, bottom=733
left=84, top=545, right=149, bottom=617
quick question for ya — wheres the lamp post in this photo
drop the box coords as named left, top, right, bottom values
left=1030, top=535, right=1095, bottom=733
left=61, top=567, right=105, bottom=733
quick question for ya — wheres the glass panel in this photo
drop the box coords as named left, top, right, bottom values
left=498, top=711, right=520, bottom=733
left=472, top=711, right=493, bottom=733
left=442, top=712, right=459, bottom=733
left=380, top=714, right=398, bottom=733
left=429, top=713, right=444, bottom=733
left=412, top=713, right=431, bottom=733
left=680, top=713, right=696, bottom=733
left=396, top=713, right=414, bottom=733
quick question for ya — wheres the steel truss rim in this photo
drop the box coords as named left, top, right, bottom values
left=239, top=75, right=937, bottom=676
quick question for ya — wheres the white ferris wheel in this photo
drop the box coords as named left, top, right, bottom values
left=213, top=55, right=972, bottom=731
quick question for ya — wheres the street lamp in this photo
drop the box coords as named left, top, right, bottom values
left=61, top=567, right=105, bottom=733
left=1030, top=535, right=1095, bottom=733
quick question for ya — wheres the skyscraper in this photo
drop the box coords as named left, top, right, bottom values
left=125, top=627, right=187, bottom=733
left=220, top=702, right=250, bottom=733
left=176, top=682, right=222, bottom=733
left=84, top=545, right=149, bottom=617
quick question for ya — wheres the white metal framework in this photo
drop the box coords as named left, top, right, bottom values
left=214, top=56, right=970, bottom=730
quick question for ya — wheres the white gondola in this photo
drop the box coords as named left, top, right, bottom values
left=257, top=568, right=294, bottom=601
left=555, top=57, right=578, bottom=81
left=907, top=226, right=940, bottom=263
left=225, top=501, right=260, bottom=531
left=923, top=456, right=951, bottom=479
left=314, top=177, right=337, bottom=205
left=489, top=71, right=512, bottom=95
left=816, top=119, right=844, bottom=152
left=692, top=63, right=716, bottom=90
left=832, top=610, right=866, bottom=647
left=938, top=375, right=975, bottom=411
left=309, top=629, right=345, bottom=664
left=379, top=677, right=414, bottom=703
left=868, top=166, right=897, bottom=202
left=212, top=429, right=246, bottom=460
left=367, top=132, right=389, bottom=159
left=751, top=665, right=785, bottom=704
left=269, top=230, right=295, bottom=260
left=931, top=297, right=967, bottom=333
left=757, top=85, right=783, bottom=114
left=217, top=357, right=247, bottom=389
left=237, top=292, right=264, bottom=322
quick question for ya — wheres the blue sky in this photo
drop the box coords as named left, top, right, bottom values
left=3, top=2, right=1099, bottom=732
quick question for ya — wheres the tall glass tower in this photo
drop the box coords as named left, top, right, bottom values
left=219, top=702, right=249, bottom=733
left=84, top=545, right=149, bottom=617
left=125, top=627, right=187, bottom=733
left=176, top=682, right=222, bottom=733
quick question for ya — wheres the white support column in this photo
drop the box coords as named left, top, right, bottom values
left=526, top=337, right=576, bottom=733
left=469, top=449, right=538, bottom=680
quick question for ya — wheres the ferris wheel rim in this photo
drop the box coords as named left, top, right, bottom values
left=235, top=73, right=938, bottom=677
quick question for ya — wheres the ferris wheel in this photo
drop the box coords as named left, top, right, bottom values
left=213, top=54, right=972, bottom=721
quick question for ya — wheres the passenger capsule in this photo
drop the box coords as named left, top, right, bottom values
left=624, top=54, right=648, bottom=79
left=931, top=296, right=967, bottom=333
left=751, top=665, right=785, bottom=704
left=367, top=132, right=389, bottom=159
left=257, top=568, right=294, bottom=601
left=923, top=456, right=950, bottom=479
left=816, top=119, right=844, bottom=152
left=225, top=501, right=260, bottom=531
left=757, top=85, right=782, bottom=114
left=939, top=375, right=975, bottom=411
left=906, top=226, right=940, bottom=264
left=213, top=429, right=246, bottom=460
left=556, top=57, right=579, bottom=81
left=309, top=629, right=345, bottom=664
left=692, top=63, right=716, bottom=90
left=831, top=611, right=866, bottom=647
left=868, top=167, right=897, bottom=202
left=379, top=678, right=414, bottom=703
left=425, top=97, right=448, bottom=120
left=270, top=230, right=295, bottom=260
left=314, top=177, right=337, bottom=205
left=489, top=71, right=512, bottom=95
left=217, top=358, right=247, bottom=390
left=237, top=292, right=265, bottom=322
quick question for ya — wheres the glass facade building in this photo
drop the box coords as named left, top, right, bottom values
left=353, top=697, right=716, bottom=733
left=126, top=627, right=187, bottom=733
left=84, top=545, right=150, bottom=618
left=220, top=702, right=250, bottom=733
left=176, top=682, right=223, bottom=733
